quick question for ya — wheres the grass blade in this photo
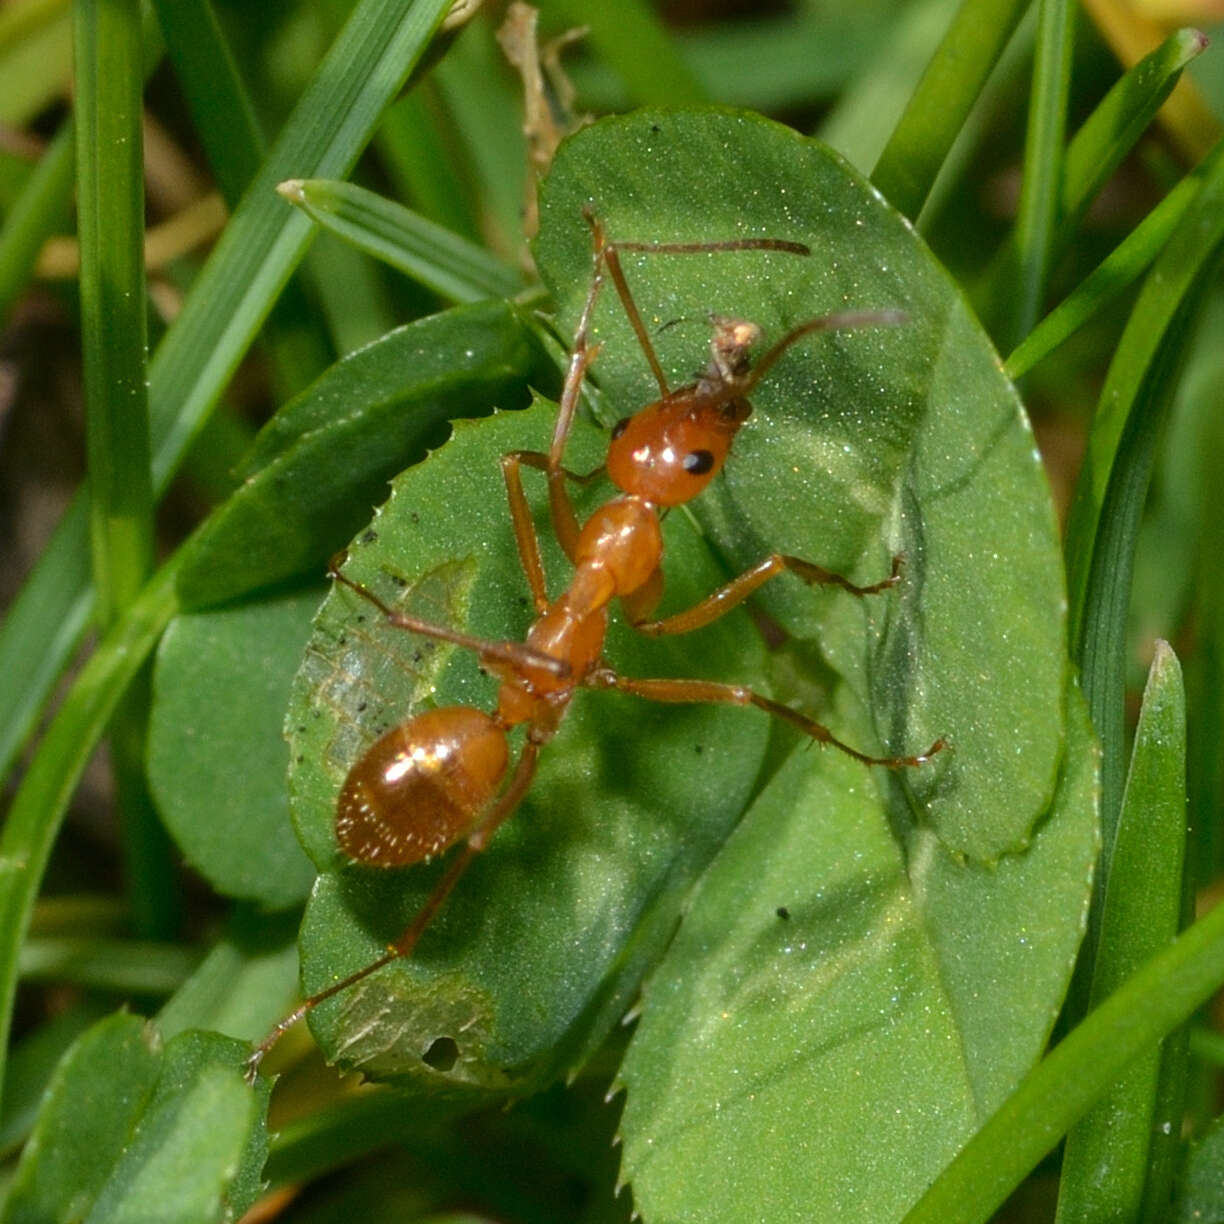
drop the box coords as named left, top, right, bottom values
left=1059, top=28, right=1205, bottom=235
left=1055, top=643, right=1187, bottom=1221
left=278, top=177, right=523, bottom=302
left=0, top=560, right=182, bottom=1118
left=1004, top=172, right=1196, bottom=378
left=0, top=0, right=455, bottom=791
left=74, top=0, right=173, bottom=939
left=546, top=0, right=707, bottom=107
left=988, top=25, right=1207, bottom=343
left=871, top=0, right=1028, bottom=218
left=1008, top=0, right=1074, bottom=347
left=1065, top=136, right=1224, bottom=864
left=0, top=122, right=73, bottom=326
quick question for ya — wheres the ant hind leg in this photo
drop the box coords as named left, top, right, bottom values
left=585, top=667, right=944, bottom=769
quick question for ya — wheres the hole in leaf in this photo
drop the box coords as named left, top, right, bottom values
left=422, top=1035, right=459, bottom=1071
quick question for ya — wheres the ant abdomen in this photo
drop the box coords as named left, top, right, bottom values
left=336, top=706, right=509, bottom=868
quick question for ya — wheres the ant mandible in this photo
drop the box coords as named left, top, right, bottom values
left=247, top=210, right=945, bottom=1075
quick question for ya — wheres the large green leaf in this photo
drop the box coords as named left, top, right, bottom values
left=534, top=109, right=1067, bottom=862
left=282, top=111, right=1086, bottom=1135
left=618, top=686, right=1097, bottom=1221
left=291, top=401, right=770, bottom=1091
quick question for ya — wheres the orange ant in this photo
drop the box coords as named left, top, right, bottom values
left=246, top=212, right=944, bottom=1075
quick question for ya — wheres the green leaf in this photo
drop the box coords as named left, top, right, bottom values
left=83, top=1031, right=265, bottom=1224
left=0, top=1003, right=110, bottom=1160
left=3, top=1014, right=160, bottom=1224
left=903, top=873, right=1224, bottom=1224
left=175, top=300, right=553, bottom=608
left=535, top=109, right=1067, bottom=863
left=291, top=400, right=771, bottom=1091
left=4, top=1019, right=267, bottom=1224
left=1056, top=642, right=1187, bottom=1222
left=154, top=909, right=301, bottom=1047
left=620, top=682, right=1097, bottom=1222
left=148, top=587, right=320, bottom=908
left=278, top=178, right=524, bottom=302
left=281, top=111, right=1076, bottom=1113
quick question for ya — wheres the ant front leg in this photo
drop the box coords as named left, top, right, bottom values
left=585, top=668, right=944, bottom=769
left=501, top=449, right=605, bottom=614
left=629, top=554, right=903, bottom=637
left=328, top=558, right=568, bottom=681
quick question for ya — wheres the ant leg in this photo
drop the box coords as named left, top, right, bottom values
left=584, top=210, right=812, bottom=403
left=550, top=212, right=811, bottom=558
left=504, top=447, right=606, bottom=600
left=505, top=449, right=604, bottom=487
left=501, top=451, right=553, bottom=614
left=548, top=327, right=601, bottom=562
left=630, top=555, right=903, bottom=637
left=583, top=212, right=671, bottom=398
left=328, top=560, right=568, bottom=680
left=586, top=668, right=944, bottom=769
left=246, top=740, right=542, bottom=1079
left=501, top=450, right=606, bottom=613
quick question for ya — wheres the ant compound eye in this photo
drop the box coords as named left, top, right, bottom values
left=683, top=449, right=716, bottom=476
left=611, top=418, right=630, bottom=440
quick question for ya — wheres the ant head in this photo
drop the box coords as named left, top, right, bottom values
left=606, top=391, right=750, bottom=507
left=705, top=315, right=761, bottom=384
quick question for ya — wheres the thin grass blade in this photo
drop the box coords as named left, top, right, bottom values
left=1065, top=136, right=1224, bottom=877
left=872, top=0, right=1029, bottom=219
left=278, top=177, right=523, bottom=302
left=0, top=0, right=455, bottom=791
left=1008, top=0, right=1075, bottom=347
left=1004, top=172, right=1196, bottom=378
left=1055, top=642, right=1187, bottom=1221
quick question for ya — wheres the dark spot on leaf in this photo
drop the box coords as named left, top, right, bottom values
left=776, top=906, right=790, bottom=920
left=361, top=529, right=377, bottom=544
left=422, top=1035, right=459, bottom=1071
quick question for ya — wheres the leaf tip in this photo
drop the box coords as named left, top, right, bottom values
left=276, top=179, right=306, bottom=206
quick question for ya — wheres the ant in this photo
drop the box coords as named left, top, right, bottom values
left=246, top=211, right=944, bottom=1076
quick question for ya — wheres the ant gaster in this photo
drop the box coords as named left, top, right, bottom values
left=247, top=211, right=944, bottom=1075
